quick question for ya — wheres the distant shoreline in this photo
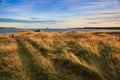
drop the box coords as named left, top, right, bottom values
left=0, top=27, right=21, bottom=30
left=69, top=27, right=120, bottom=30
left=0, top=27, right=120, bottom=30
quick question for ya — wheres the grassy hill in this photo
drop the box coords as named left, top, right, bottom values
left=0, top=30, right=120, bottom=80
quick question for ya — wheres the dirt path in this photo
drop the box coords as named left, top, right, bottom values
left=15, top=38, right=39, bottom=80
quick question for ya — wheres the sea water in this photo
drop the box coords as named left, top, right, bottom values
left=0, top=28, right=118, bottom=34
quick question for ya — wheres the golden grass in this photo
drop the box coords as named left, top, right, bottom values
left=0, top=30, right=120, bottom=80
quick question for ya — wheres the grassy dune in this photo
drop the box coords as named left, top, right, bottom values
left=0, top=30, right=120, bottom=80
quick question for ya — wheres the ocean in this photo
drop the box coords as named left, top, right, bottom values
left=0, top=28, right=119, bottom=34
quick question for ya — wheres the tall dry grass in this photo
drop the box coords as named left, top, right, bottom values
left=0, top=30, right=120, bottom=80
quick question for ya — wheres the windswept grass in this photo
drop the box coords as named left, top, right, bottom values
left=0, top=30, right=120, bottom=80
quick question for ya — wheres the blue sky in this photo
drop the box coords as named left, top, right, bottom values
left=0, top=0, right=120, bottom=28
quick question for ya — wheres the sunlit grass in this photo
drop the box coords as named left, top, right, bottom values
left=0, top=30, right=120, bottom=80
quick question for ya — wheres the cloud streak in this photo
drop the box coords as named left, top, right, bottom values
left=0, top=18, right=64, bottom=23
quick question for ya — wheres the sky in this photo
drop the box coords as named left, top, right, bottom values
left=0, top=0, right=120, bottom=28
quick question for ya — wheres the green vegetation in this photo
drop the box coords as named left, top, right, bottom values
left=0, top=31, right=120, bottom=80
